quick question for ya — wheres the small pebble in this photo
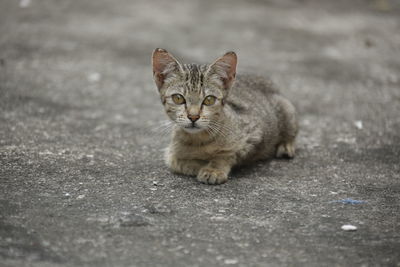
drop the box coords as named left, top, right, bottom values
left=224, top=258, right=238, bottom=264
left=210, top=216, right=226, bottom=221
left=364, top=38, right=374, bottom=48
left=354, top=120, right=363, bottom=130
left=341, top=224, right=357, bottom=231
left=87, top=72, right=101, bottom=83
left=19, top=0, right=31, bottom=8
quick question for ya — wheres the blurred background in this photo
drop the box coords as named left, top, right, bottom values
left=1, top=0, right=399, bottom=146
left=0, top=0, right=399, bottom=266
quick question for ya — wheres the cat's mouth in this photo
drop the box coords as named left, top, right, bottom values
left=183, top=123, right=204, bottom=133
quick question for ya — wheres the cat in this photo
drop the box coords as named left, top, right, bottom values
left=152, top=48, right=298, bottom=185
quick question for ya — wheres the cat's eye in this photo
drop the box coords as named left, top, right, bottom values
left=203, top=95, right=217, bottom=106
left=171, top=94, right=185, bottom=105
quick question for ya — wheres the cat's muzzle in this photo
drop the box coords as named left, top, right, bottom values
left=183, top=122, right=203, bottom=133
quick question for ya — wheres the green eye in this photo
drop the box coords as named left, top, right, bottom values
left=203, top=95, right=217, bottom=106
left=171, top=94, right=185, bottom=105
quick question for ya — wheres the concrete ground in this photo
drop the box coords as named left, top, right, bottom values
left=1, top=0, right=399, bottom=266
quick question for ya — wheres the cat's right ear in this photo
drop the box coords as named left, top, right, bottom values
left=152, top=48, right=182, bottom=90
left=207, top=51, right=237, bottom=91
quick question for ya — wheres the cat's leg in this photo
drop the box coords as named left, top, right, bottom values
left=197, top=157, right=234, bottom=185
left=166, top=155, right=206, bottom=176
left=275, top=96, right=298, bottom=159
left=276, top=140, right=296, bottom=158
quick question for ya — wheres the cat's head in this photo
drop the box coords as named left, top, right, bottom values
left=152, top=48, right=237, bottom=134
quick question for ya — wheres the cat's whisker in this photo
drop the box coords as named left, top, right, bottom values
left=207, top=124, right=228, bottom=138
left=143, top=120, right=175, bottom=140
left=207, top=124, right=232, bottom=141
left=150, top=124, right=173, bottom=136
left=144, top=120, right=172, bottom=132
left=205, top=128, right=215, bottom=139
left=158, top=124, right=176, bottom=137
left=206, top=125, right=221, bottom=139
left=208, top=121, right=241, bottom=140
left=215, top=124, right=240, bottom=138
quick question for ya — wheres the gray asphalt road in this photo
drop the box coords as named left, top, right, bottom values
left=1, top=0, right=400, bottom=266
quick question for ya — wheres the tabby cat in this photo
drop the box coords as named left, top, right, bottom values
left=152, top=48, right=298, bottom=185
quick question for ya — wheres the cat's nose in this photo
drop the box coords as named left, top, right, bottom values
left=187, top=114, right=200, bottom=122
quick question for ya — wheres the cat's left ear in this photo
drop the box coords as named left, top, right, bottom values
left=207, top=51, right=237, bottom=91
left=152, top=48, right=182, bottom=90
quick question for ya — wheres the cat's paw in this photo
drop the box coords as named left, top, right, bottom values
left=166, top=157, right=205, bottom=176
left=178, top=164, right=201, bottom=176
left=276, top=141, right=295, bottom=158
left=197, top=167, right=228, bottom=185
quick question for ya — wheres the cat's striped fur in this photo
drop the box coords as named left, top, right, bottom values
left=152, top=48, right=298, bottom=184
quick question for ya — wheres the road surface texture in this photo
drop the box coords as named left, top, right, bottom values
left=1, top=0, right=399, bottom=266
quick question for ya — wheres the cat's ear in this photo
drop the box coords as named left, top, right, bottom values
left=207, top=51, right=237, bottom=90
left=152, top=48, right=182, bottom=90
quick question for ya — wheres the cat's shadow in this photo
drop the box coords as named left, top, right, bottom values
left=229, top=148, right=302, bottom=181
left=229, top=160, right=271, bottom=180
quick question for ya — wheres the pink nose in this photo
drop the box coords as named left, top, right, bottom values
left=187, top=114, right=200, bottom=122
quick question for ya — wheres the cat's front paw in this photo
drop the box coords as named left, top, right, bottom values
left=197, top=167, right=228, bottom=185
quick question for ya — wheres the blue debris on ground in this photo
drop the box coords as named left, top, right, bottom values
left=332, top=198, right=367, bottom=204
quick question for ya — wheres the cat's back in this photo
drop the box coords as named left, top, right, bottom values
left=226, top=74, right=279, bottom=114
left=233, top=74, right=279, bottom=96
